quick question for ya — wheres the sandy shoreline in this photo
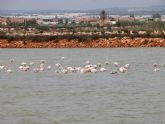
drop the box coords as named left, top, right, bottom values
left=0, top=37, right=165, bottom=48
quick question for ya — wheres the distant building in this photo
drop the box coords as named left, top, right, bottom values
left=0, top=17, right=7, bottom=25
left=37, top=18, right=58, bottom=25
left=161, top=18, right=165, bottom=22
left=117, top=17, right=135, bottom=22
left=0, top=17, right=35, bottom=24
left=9, top=18, right=33, bottom=23
left=75, top=17, right=98, bottom=24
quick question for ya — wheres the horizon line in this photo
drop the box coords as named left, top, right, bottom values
left=0, top=5, right=165, bottom=12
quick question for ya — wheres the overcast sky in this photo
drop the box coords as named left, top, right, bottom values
left=0, top=0, right=165, bottom=10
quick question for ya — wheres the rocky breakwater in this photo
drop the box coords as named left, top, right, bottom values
left=0, top=37, right=165, bottom=48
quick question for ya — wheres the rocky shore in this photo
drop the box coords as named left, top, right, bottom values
left=0, top=37, right=165, bottom=48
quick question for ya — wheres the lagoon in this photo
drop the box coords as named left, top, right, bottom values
left=0, top=48, right=165, bottom=124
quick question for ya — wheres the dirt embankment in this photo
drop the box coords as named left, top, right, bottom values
left=0, top=37, right=165, bottom=48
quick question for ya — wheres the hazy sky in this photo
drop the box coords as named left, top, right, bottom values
left=0, top=0, right=165, bottom=10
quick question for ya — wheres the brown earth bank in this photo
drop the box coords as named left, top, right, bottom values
left=0, top=37, right=165, bottom=48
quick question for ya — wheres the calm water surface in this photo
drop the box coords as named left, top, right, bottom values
left=0, top=48, right=165, bottom=124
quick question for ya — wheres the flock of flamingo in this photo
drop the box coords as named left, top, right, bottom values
left=0, top=57, right=164, bottom=74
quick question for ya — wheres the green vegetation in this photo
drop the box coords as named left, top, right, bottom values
left=6, top=19, right=38, bottom=28
left=1, top=33, right=165, bottom=43
left=0, top=11, right=165, bottom=43
left=115, top=21, right=165, bottom=31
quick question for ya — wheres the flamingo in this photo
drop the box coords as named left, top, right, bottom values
left=40, top=67, right=45, bottom=72
left=110, top=71, right=118, bottom=74
left=124, top=64, right=130, bottom=69
left=80, top=68, right=89, bottom=74
left=6, top=69, right=13, bottom=73
left=33, top=68, right=39, bottom=73
left=105, top=61, right=109, bottom=65
left=97, top=63, right=102, bottom=67
left=61, top=57, right=65, bottom=60
left=10, top=59, right=14, bottom=63
left=40, top=60, right=46, bottom=63
left=21, top=62, right=27, bottom=66
left=61, top=69, right=68, bottom=74
left=66, top=67, right=75, bottom=73
left=113, top=62, right=119, bottom=67
left=85, top=60, right=90, bottom=65
left=90, top=68, right=97, bottom=73
left=154, top=68, right=160, bottom=72
left=55, top=63, right=61, bottom=67
left=55, top=70, right=59, bottom=73
left=29, top=62, right=34, bottom=66
left=153, top=63, right=158, bottom=68
left=119, top=67, right=127, bottom=73
left=0, top=65, right=5, bottom=70
left=47, top=66, right=52, bottom=70
left=100, top=68, right=106, bottom=72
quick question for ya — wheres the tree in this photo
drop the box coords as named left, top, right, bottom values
left=152, top=13, right=161, bottom=19
left=130, top=14, right=135, bottom=18
left=6, top=17, right=11, bottom=25
left=64, top=18, right=68, bottom=25
left=100, top=10, right=107, bottom=26
left=58, top=18, right=63, bottom=24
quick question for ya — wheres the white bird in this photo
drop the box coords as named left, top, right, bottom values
left=119, top=67, right=127, bottom=73
left=47, top=66, right=52, bottom=70
left=61, top=57, right=65, bottom=60
left=62, top=69, right=68, bottom=74
left=75, top=67, right=81, bottom=71
left=6, top=69, right=13, bottom=73
left=19, top=65, right=24, bottom=70
left=0, top=65, right=5, bottom=70
left=67, top=67, right=75, bottom=73
left=80, top=68, right=88, bottom=74
left=55, top=70, right=59, bottom=73
left=105, top=61, right=109, bottom=65
left=85, top=64, right=92, bottom=68
left=33, top=68, right=39, bottom=73
left=100, top=68, right=106, bottom=72
left=40, top=63, right=44, bottom=68
left=90, top=68, right=97, bottom=73
left=97, top=63, right=102, bottom=67
left=40, top=60, right=46, bottom=63
left=21, top=62, right=27, bottom=66
left=110, top=71, right=118, bottom=74
left=153, top=63, right=158, bottom=68
left=55, top=63, right=61, bottom=67
left=113, top=62, right=119, bottom=67
left=19, top=65, right=30, bottom=71
left=93, top=65, right=97, bottom=68
left=154, top=68, right=160, bottom=72
left=29, top=62, right=34, bottom=66
left=24, top=66, right=30, bottom=71
left=10, top=59, right=14, bottom=63
left=85, top=60, right=90, bottom=65
left=124, top=64, right=130, bottom=69
left=40, top=67, right=45, bottom=72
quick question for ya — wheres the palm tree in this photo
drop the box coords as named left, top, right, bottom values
left=100, top=10, right=107, bottom=26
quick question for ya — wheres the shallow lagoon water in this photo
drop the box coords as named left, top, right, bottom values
left=0, top=48, right=165, bottom=124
